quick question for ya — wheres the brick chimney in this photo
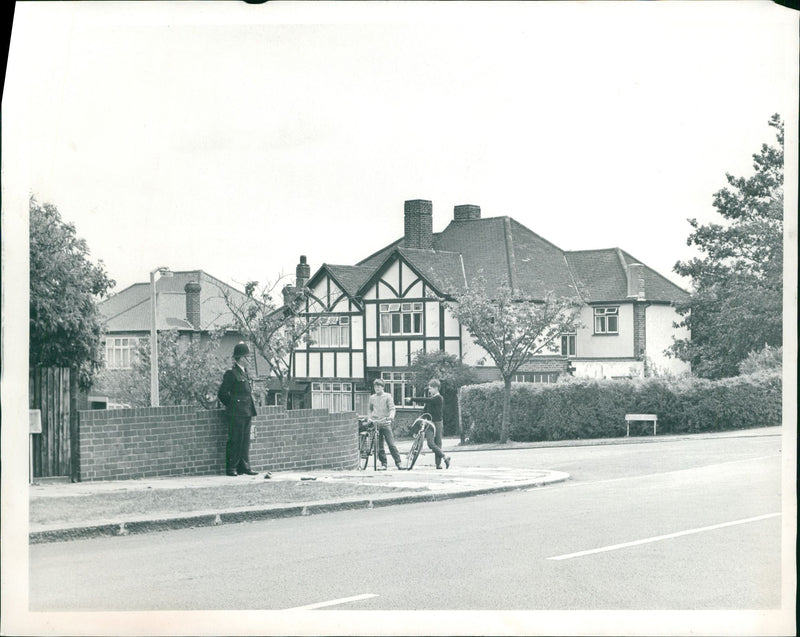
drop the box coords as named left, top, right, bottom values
left=454, top=204, right=481, bottom=221
left=626, top=263, right=646, bottom=300
left=296, top=255, right=310, bottom=289
left=404, top=199, right=433, bottom=250
left=282, top=285, right=296, bottom=308
left=184, top=281, right=202, bottom=329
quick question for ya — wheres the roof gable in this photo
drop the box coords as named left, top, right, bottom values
left=355, top=247, right=464, bottom=298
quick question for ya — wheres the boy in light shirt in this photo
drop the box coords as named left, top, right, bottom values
left=368, top=378, right=404, bottom=470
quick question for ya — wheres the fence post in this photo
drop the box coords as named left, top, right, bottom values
left=457, top=387, right=465, bottom=445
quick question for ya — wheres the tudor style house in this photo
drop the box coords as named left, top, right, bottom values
left=287, top=199, right=690, bottom=414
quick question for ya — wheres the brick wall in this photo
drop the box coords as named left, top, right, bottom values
left=633, top=302, right=647, bottom=359
left=77, top=405, right=358, bottom=481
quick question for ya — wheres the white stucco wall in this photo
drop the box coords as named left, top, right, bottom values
left=646, top=304, right=691, bottom=376
left=576, top=303, right=635, bottom=358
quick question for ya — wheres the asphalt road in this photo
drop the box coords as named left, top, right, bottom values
left=29, top=434, right=784, bottom=614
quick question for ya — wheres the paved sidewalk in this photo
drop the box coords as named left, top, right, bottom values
left=29, top=426, right=780, bottom=544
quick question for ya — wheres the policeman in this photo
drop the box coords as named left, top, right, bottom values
left=217, top=342, right=264, bottom=477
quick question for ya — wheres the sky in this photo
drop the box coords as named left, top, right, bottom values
left=4, top=1, right=797, bottom=297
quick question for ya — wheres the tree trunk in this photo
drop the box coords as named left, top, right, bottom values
left=501, top=375, right=512, bottom=444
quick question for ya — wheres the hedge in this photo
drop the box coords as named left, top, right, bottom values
left=459, top=372, right=782, bottom=443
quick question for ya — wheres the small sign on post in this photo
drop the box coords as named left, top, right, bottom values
left=29, top=409, right=42, bottom=483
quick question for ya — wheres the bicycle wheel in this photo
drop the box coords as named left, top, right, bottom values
left=358, top=433, right=370, bottom=470
left=360, top=431, right=374, bottom=470
left=406, top=431, right=425, bottom=470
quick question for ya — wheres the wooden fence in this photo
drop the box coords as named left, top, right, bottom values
left=29, top=367, right=76, bottom=478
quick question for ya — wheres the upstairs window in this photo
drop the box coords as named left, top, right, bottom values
left=593, top=306, right=619, bottom=335
left=561, top=332, right=577, bottom=357
left=309, top=316, right=350, bottom=348
left=379, top=302, right=422, bottom=336
left=105, top=337, right=139, bottom=369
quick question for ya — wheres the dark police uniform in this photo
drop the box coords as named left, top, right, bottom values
left=217, top=344, right=257, bottom=476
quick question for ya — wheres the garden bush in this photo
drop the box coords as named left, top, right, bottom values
left=459, top=372, right=782, bottom=443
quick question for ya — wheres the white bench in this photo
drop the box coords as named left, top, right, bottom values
left=625, top=413, right=657, bottom=437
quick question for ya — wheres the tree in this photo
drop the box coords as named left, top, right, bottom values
left=220, top=279, right=319, bottom=406
left=29, top=196, right=115, bottom=389
left=408, top=350, right=477, bottom=440
left=446, top=278, right=580, bottom=444
left=93, top=328, right=229, bottom=408
left=670, top=114, right=784, bottom=378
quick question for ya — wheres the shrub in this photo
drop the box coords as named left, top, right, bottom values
left=739, top=345, right=783, bottom=375
left=459, top=372, right=782, bottom=443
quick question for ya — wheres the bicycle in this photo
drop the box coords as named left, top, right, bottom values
left=405, top=412, right=435, bottom=471
left=358, top=416, right=393, bottom=470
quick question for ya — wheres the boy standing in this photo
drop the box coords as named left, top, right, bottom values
left=368, top=378, right=404, bottom=470
left=411, top=379, right=451, bottom=469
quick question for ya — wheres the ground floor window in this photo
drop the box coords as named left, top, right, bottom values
left=381, top=371, right=417, bottom=406
left=311, top=382, right=353, bottom=412
left=512, top=372, right=559, bottom=383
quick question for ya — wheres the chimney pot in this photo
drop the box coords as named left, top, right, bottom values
left=184, top=281, right=202, bottom=329
left=404, top=199, right=433, bottom=250
left=454, top=204, right=481, bottom=221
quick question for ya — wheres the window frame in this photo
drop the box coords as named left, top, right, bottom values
left=105, top=336, right=139, bottom=370
left=560, top=332, right=577, bottom=357
left=380, top=370, right=417, bottom=406
left=308, top=315, right=351, bottom=348
left=378, top=302, right=423, bottom=336
left=593, top=306, right=619, bottom=335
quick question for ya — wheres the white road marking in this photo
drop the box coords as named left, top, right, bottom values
left=284, top=593, right=378, bottom=610
left=548, top=512, right=781, bottom=561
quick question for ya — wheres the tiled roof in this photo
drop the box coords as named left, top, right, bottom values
left=396, top=247, right=466, bottom=294
left=564, top=249, right=689, bottom=303
left=324, top=265, right=374, bottom=297
left=100, top=270, right=248, bottom=333
left=344, top=213, right=687, bottom=305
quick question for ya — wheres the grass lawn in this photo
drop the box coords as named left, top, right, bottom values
left=30, top=481, right=416, bottom=526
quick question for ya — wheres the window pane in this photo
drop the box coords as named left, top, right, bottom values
left=413, top=313, right=421, bottom=333
left=607, top=307, right=618, bottom=315
left=392, top=314, right=401, bottom=334
left=340, top=316, right=349, bottom=325
left=401, top=303, right=412, bottom=312
left=393, top=385, right=402, bottom=406
left=401, top=313, right=410, bottom=333
left=608, top=316, right=618, bottom=332
left=341, top=326, right=349, bottom=345
left=380, top=304, right=388, bottom=312
left=389, top=303, right=400, bottom=311
left=381, top=314, right=391, bottom=334
left=413, top=303, right=422, bottom=311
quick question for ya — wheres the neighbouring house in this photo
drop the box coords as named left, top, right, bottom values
left=283, top=199, right=690, bottom=415
left=94, top=270, right=277, bottom=407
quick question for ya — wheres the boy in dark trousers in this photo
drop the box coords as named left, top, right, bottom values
left=411, top=379, right=451, bottom=469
